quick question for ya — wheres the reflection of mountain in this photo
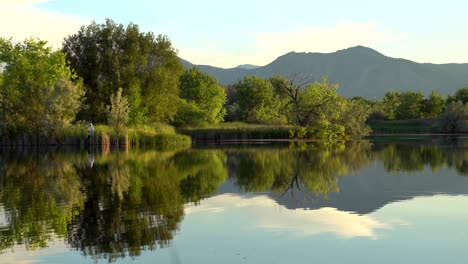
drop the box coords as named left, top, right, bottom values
left=216, top=138, right=468, bottom=215
left=271, top=165, right=468, bottom=215
left=186, top=193, right=389, bottom=239
left=218, top=162, right=468, bottom=215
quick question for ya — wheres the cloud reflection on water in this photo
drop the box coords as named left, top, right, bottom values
left=185, top=193, right=390, bottom=239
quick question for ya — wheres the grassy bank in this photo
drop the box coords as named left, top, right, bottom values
left=179, top=119, right=449, bottom=143
left=1, top=123, right=191, bottom=149
left=179, top=122, right=294, bottom=142
left=368, top=119, right=439, bottom=134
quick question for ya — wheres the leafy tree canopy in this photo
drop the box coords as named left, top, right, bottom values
left=178, top=67, right=226, bottom=126
left=62, top=19, right=183, bottom=124
left=233, top=76, right=286, bottom=124
left=0, top=38, right=84, bottom=136
left=396, top=91, right=424, bottom=120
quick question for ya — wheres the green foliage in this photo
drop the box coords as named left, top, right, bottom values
left=107, top=88, right=130, bottom=136
left=368, top=119, right=436, bottom=134
left=178, top=67, right=227, bottom=126
left=396, top=91, right=424, bottom=119
left=62, top=19, right=184, bottom=124
left=447, top=87, right=468, bottom=104
left=0, top=38, right=84, bottom=136
left=423, top=91, right=446, bottom=118
left=437, top=101, right=468, bottom=133
left=294, top=77, right=347, bottom=138
left=173, top=99, right=207, bottom=127
left=180, top=122, right=292, bottom=141
left=240, top=75, right=371, bottom=138
left=382, top=91, right=401, bottom=120
left=41, top=77, right=86, bottom=136
left=339, top=99, right=372, bottom=137
left=234, top=76, right=286, bottom=124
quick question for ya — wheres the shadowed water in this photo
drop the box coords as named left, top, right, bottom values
left=0, top=136, right=467, bottom=263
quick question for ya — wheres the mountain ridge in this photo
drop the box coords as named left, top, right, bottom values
left=182, top=46, right=468, bottom=98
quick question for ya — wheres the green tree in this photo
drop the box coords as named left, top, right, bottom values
left=107, top=88, right=130, bottom=136
left=0, top=38, right=84, bottom=136
left=173, top=99, right=206, bottom=127
left=396, top=91, right=424, bottom=119
left=294, top=77, right=346, bottom=138
left=177, top=67, right=226, bottom=126
left=438, top=101, right=468, bottom=133
left=271, top=76, right=367, bottom=138
left=423, top=91, right=446, bottom=118
left=447, top=87, right=468, bottom=104
left=234, top=76, right=285, bottom=124
left=382, top=91, right=401, bottom=120
left=62, top=19, right=183, bottom=124
left=340, top=99, right=372, bottom=137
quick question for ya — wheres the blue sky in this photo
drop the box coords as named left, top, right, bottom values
left=1, top=0, right=467, bottom=68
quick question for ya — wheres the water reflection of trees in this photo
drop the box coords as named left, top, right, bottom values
left=0, top=151, right=85, bottom=252
left=0, top=149, right=227, bottom=262
left=375, top=140, right=467, bottom=175
left=0, top=138, right=466, bottom=261
left=68, top=150, right=227, bottom=261
left=234, top=141, right=373, bottom=198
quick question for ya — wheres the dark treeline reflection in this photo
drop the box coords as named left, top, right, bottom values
left=0, top=149, right=227, bottom=261
left=373, top=138, right=468, bottom=175
left=232, top=141, right=373, bottom=197
left=0, top=137, right=466, bottom=261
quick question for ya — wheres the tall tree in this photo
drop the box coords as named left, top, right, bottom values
left=233, top=76, right=285, bottom=124
left=177, top=67, right=226, bottom=126
left=422, top=91, right=446, bottom=118
left=382, top=91, right=401, bottom=120
left=396, top=91, right=424, bottom=119
left=294, top=77, right=342, bottom=125
left=0, top=38, right=84, bottom=136
left=447, top=87, right=468, bottom=104
left=107, top=88, right=130, bottom=136
left=438, top=101, right=468, bottom=133
left=339, top=99, right=372, bottom=137
left=62, top=19, right=183, bottom=124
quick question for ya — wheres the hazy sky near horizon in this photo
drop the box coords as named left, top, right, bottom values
left=1, top=0, right=467, bottom=68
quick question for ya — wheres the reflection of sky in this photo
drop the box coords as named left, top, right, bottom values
left=185, top=194, right=391, bottom=239
left=10, top=194, right=468, bottom=264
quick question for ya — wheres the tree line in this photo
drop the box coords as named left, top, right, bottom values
left=353, top=89, right=468, bottom=132
left=0, top=19, right=467, bottom=139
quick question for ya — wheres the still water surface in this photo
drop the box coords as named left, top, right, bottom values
left=0, top=137, right=467, bottom=263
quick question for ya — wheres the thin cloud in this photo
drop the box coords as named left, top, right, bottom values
left=0, top=0, right=90, bottom=49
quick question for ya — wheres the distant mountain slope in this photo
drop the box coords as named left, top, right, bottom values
left=182, top=46, right=468, bottom=98
left=236, top=64, right=260, bottom=70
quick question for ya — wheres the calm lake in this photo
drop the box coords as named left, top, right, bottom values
left=0, top=136, right=467, bottom=263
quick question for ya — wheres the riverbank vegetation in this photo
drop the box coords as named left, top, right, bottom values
left=358, top=89, right=468, bottom=134
left=1, top=18, right=467, bottom=145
